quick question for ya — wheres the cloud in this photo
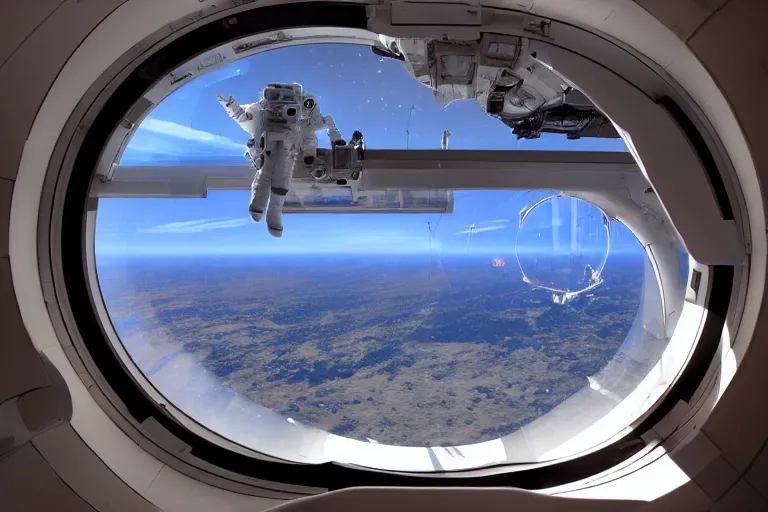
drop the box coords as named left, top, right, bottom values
left=140, top=118, right=244, bottom=149
left=484, top=218, right=511, bottom=224
left=143, top=218, right=251, bottom=234
left=125, top=118, right=245, bottom=156
left=454, top=224, right=508, bottom=235
left=280, top=231, right=432, bottom=254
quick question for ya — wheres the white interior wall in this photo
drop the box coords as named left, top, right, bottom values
left=1, top=1, right=766, bottom=510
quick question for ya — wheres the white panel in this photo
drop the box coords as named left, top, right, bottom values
left=694, top=455, right=739, bottom=501
left=712, top=479, right=768, bottom=511
left=669, top=431, right=721, bottom=479
left=658, top=0, right=767, bottom=376
left=528, top=0, right=617, bottom=34
left=688, top=1, right=768, bottom=242
left=0, top=0, right=64, bottom=68
left=0, top=444, right=94, bottom=511
left=635, top=0, right=729, bottom=40
left=16, top=386, right=68, bottom=432
left=145, top=465, right=284, bottom=512
left=634, top=481, right=712, bottom=512
left=702, top=347, right=768, bottom=473
left=560, top=454, right=691, bottom=502
left=746, top=444, right=768, bottom=501
left=0, top=0, right=126, bottom=181
left=41, top=344, right=165, bottom=496
left=691, top=0, right=768, bottom=474
left=390, top=2, right=481, bottom=25
left=652, top=400, right=691, bottom=439
left=0, top=258, right=50, bottom=404
left=140, top=417, right=192, bottom=457
left=529, top=41, right=743, bottom=265
left=269, top=487, right=640, bottom=512
left=367, top=4, right=481, bottom=39
left=33, top=424, right=161, bottom=512
left=0, top=397, right=33, bottom=457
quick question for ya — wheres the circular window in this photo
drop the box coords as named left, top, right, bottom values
left=85, top=39, right=693, bottom=473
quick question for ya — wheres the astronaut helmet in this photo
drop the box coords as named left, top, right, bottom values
left=261, top=82, right=304, bottom=103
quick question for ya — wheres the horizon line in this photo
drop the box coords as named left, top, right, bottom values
left=95, top=249, right=647, bottom=257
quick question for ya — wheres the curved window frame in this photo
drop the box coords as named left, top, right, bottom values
left=45, top=2, right=736, bottom=491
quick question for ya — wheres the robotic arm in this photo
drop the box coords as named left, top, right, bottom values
left=216, top=94, right=261, bottom=135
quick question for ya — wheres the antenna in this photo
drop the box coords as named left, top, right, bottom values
left=441, top=129, right=451, bottom=150
left=406, top=104, right=416, bottom=149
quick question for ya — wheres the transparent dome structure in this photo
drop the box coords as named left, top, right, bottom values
left=515, top=194, right=611, bottom=304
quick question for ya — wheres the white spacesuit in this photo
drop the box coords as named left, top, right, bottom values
left=216, top=83, right=345, bottom=237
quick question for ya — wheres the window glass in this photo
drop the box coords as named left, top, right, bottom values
left=93, top=43, right=683, bottom=468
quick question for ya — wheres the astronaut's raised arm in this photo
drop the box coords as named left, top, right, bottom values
left=216, top=93, right=261, bottom=135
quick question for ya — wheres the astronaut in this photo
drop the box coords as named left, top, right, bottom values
left=216, top=83, right=345, bottom=237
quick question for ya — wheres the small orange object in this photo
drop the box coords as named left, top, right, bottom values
left=492, top=258, right=506, bottom=267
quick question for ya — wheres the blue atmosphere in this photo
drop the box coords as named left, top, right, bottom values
left=96, top=43, right=636, bottom=256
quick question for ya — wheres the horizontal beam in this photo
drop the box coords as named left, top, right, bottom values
left=91, top=150, right=641, bottom=199
left=364, top=149, right=637, bottom=166
left=361, top=150, right=638, bottom=190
